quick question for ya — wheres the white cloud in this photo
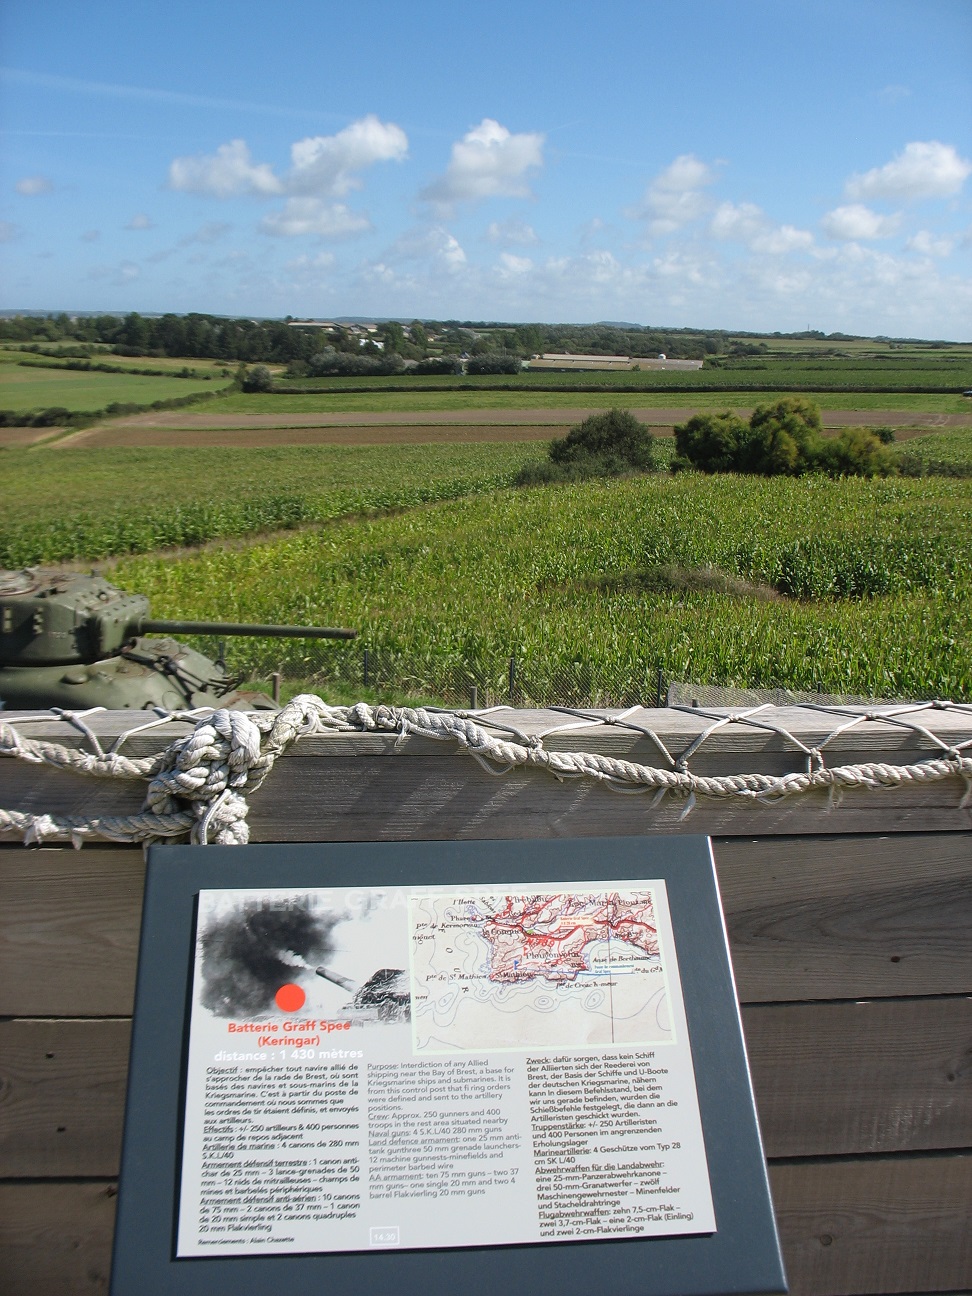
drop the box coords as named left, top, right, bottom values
left=496, top=252, right=533, bottom=276
left=821, top=204, right=901, bottom=241
left=486, top=217, right=539, bottom=246
left=710, top=201, right=813, bottom=255
left=421, top=119, right=544, bottom=209
left=286, top=115, right=407, bottom=197
left=628, top=154, right=716, bottom=235
left=168, top=117, right=407, bottom=238
left=390, top=224, right=467, bottom=271
left=0, top=221, right=21, bottom=242
left=260, top=198, right=371, bottom=239
left=80, top=229, right=100, bottom=242
left=751, top=224, right=815, bottom=255
left=905, top=229, right=955, bottom=258
left=15, top=174, right=53, bottom=195
left=710, top=201, right=764, bottom=242
left=169, top=120, right=407, bottom=203
left=125, top=212, right=154, bottom=230
left=168, top=139, right=283, bottom=197
left=846, top=141, right=971, bottom=201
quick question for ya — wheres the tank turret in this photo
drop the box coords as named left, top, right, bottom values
left=0, top=567, right=356, bottom=711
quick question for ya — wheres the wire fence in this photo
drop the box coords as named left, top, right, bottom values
left=206, top=637, right=906, bottom=709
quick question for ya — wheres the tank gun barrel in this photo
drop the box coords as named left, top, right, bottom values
left=139, top=619, right=357, bottom=640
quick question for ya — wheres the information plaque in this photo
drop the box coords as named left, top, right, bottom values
left=112, top=836, right=786, bottom=1295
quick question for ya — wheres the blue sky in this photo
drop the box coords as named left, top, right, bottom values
left=2, top=0, right=970, bottom=336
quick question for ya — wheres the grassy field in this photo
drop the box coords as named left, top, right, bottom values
left=0, top=344, right=235, bottom=377
left=106, top=472, right=972, bottom=701
left=0, top=363, right=226, bottom=412
left=203, top=388, right=972, bottom=415
left=279, top=353, right=971, bottom=391
left=0, top=442, right=537, bottom=566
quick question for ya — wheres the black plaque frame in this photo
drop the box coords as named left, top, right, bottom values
left=112, top=835, right=786, bottom=1295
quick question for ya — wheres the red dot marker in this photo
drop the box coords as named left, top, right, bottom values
left=275, top=982, right=306, bottom=1012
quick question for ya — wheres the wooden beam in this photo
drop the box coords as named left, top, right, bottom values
left=2, top=1155, right=969, bottom=1296
left=770, top=1153, right=972, bottom=1296
left=2, top=999, right=967, bottom=1179
left=716, top=833, right=972, bottom=1001
left=0, top=1181, right=117, bottom=1296
left=2, top=834, right=970, bottom=1016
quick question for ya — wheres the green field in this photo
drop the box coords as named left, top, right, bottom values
left=107, top=472, right=972, bottom=700
left=0, top=362, right=226, bottom=412
left=202, top=388, right=972, bottom=415
left=0, top=442, right=537, bottom=567
left=0, top=345, right=235, bottom=377
left=279, top=351, right=971, bottom=391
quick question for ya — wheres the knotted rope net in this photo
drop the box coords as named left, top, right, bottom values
left=2, top=695, right=971, bottom=847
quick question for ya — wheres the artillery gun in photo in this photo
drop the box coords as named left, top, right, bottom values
left=0, top=567, right=356, bottom=711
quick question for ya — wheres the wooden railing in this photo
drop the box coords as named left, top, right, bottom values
left=1, top=707, right=970, bottom=1294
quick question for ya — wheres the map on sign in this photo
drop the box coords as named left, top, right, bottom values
left=410, top=887, right=674, bottom=1052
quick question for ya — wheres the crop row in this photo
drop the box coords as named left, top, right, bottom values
left=0, top=442, right=534, bottom=566
left=109, top=473, right=972, bottom=701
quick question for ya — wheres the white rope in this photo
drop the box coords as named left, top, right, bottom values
left=2, top=695, right=971, bottom=848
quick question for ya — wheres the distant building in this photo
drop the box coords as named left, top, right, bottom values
left=526, top=353, right=703, bottom=372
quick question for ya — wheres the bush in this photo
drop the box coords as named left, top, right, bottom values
left=305, top=348, right=406, bottom=377
left=674, top=411, right=748, bottom=472
left=674, top=398, right=896, bottom=479
left=739, top=397, right=822, bottom=475
left=517, top=408, right=658, bottom=485
left=551, top=408, right=657, bottom=470
left=816, top=427, right=898, bottom=477
left=242, top=364, right=273, bottom=392
left=465, top=353, right=522, bottom=375
left=411, top=355, right=463, bottom=376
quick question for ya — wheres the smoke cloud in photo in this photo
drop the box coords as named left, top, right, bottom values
left=199, top=896, right=339, bottom=1018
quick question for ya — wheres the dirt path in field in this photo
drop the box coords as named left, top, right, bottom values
left=0, top=425, right=68, bottom=447
left=53, top=406, right=972, bottom=449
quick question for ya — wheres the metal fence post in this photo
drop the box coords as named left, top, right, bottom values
left=656, top=667, right=664, bottom=709
left=509, top=655, right=516, bottom=700
left=363, top=649, right=370, bottom=688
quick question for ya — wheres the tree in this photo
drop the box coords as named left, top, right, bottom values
left=674, top=411, right=748, bottom=473
left=379, top=321, right=406, bottom=354
left=741, top=397, right=821, bottom=475
left=241, top=364, right=273, bottom=392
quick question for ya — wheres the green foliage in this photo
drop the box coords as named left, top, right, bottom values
left=815, top=427, right=899, bottom=477
left=742, top=396, right=822, bottom=473
left=894, top=427, right=972, bottom=477
left=676, top=398, right=897, bottom=478
left=465, top=354, right=523, bottom=375
left=517, top=408, right=658, bottom=485
left=0, top=443, right=535, bottom=567
left=107, top=473, right=972, bottom=700
left=410, top=356, right=463, bottom=376
left=241, top=364, right=273, bottom=392
left=674, top=410, right=748, bottom=472
left=305, top=348, right=406, bottom=377
left=550, top=409, right=656, bottom=468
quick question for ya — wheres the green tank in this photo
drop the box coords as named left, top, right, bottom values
left=0, top=567, right=356, bottom=711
